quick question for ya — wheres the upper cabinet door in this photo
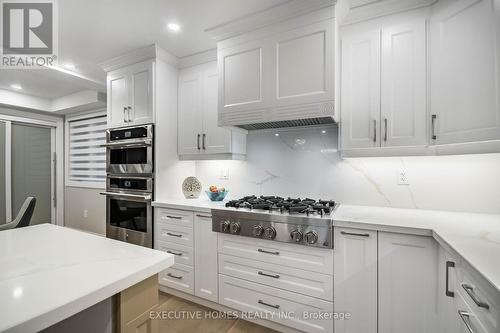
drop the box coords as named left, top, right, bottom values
left=430, top=0, right=500, bottom=145
left=273, top=19, right=335, bottom=108
left=202, top=65, right=232, bottom=154
left=107, top=71, right=129, bottom=128
left=178, top=72, right=203, bottom=155
left=381, top=20, right=427, bottom=147
left=218, top=40, right=270, bottom=121
left=341, top=29, right=381, bottom=149
left=129, top=61, right=154, bottom=125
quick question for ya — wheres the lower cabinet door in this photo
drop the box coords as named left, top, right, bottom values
left=334, top=227, right=377, bottom=333
left=159, top=263, right=194, bottom=295
left=378, top=232, right=438, bottom=333
left=219, top=274, right=333, bottom=333
left=194, top=213, right=218, bottom=302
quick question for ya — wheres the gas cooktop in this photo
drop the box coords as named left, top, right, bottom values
left=211, top=195, right=337, bottom=249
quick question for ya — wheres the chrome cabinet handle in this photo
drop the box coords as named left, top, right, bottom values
left=166, top=232, right=182, bottom=238
left=431, top=114, right=437, bottom=140
left=258, top=271, right=280, bottom=279
left=123, top=107, right=128, bottom=122
left=197, top=134, right=201, bottom=150
left=100, top=192, right=151, bottom=200
left=341, top=231, right=370, bottom=237
left=166, top=250, right=183, bottom=256
left=462, top=284, right=490, bottom=309
left=167, top=273, right=183, bottom=280
left=373, top=119, right=377, bottom=142
left=458, top=311, right=474, bottom=333
left=446, top=261, right=455, bottom=297
left=165, top=215, right=182, bottom=220
left=202, top=134, right=206, bottom=150
left=195, top=214, right=212, bottom=218
left=258, top=249, right=280, bottom=255
left=384, top=118, right=388, bottom=142
left=258, top=300, right=280, bottom=309
left=127, top=106, right=132, bottom=123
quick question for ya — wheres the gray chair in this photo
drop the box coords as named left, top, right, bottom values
left=0, top=197, right=36, bottom=231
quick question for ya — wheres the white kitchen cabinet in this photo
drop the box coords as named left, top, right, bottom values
left=437, top=247, right=462, bottom=333
left=430, top=0, right=500, bottom=146
left=340, top=29, right=381, bottom=149
left=178, top=61, right=246, bottom=159
left=378, top=232, right=438, bottom=333
left=217, top=8, right=335, bottom=128
left=194, top=213, right=218, bottom=303
left=334, top=227, right=378, bottom=333
left=341, top=18, right=427, bottom=153
left=381, top=20, right=427, bottom=147
left=107, top=60, right=154, bottom=128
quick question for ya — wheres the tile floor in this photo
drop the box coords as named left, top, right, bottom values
left=157, top=292, right=280, bottom=333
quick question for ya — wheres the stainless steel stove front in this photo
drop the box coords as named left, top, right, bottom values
left=211, top=208, right=333, bottom=249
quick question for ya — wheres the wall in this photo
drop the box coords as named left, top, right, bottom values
left=64, top=186, right=106, bottom=235
left=192, top=125, right=500, bottom=214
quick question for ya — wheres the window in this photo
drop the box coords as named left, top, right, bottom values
left=66, top=113, right=106, bottom=188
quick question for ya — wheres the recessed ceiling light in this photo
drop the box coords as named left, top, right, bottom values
left=167, top=23, right=181, bottom=32
left=63, top=63, right=75, bottom=70
left=10, top=84, right=22, bottom=90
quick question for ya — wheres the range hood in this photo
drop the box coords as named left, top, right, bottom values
left=234, top=116, right=335, bottom=131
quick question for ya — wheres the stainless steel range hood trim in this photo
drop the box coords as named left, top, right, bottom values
left=235, top=116, right=336, bottom=131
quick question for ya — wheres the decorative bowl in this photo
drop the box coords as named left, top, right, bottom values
left=205, top=190, right=229, bottom=202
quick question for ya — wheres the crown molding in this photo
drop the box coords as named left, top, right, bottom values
left=205, top=0, right=336, bottom=41
left=99, top=44, right=179, bottom=73
left=178, top=49, right=217, bottom=69
left=338, top=0, right=437, bottom=25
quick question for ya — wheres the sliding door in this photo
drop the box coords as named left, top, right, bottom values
left=11, top=124, right=53, bottom=224
left=0, top=121, right=55, bottom=225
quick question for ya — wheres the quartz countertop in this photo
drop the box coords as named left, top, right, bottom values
left=153, top=198, right=228, bottom=213
left=333, top=205, right=500, bottom=293
left=153, top=199, right=500, bottom=294
left=0, top=224, right=174, bottom=333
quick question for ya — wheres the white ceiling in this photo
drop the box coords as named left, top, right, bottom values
left=0, top=0, right=299, bottom=100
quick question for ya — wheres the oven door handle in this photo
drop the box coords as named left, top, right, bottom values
left=100, top=192, right=151, bottom=200
left=101, top=139, right=152, bottom=148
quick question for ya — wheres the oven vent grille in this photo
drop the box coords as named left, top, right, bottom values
left=236, top=117, right=335, bottom=131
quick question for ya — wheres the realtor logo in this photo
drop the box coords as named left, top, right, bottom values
left=1, top=0, right=58, bottom=68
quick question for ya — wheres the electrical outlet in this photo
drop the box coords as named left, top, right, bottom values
left=219, top=167, right=229, bottom=180
left=83, top=209, right=88, bottom=218
left=398, top=169, right=409, bottom=185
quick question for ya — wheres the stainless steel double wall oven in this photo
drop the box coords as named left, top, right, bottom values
left=101, top=124, right=154, bottom=247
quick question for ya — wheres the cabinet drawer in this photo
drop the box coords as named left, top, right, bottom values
left=156, top=223, right=193, bottom=247
left=156, top=208, right=194, bottom=228
left=219, top=253, right=333, bottom=301
left=457, top=265, right=500, bottom=333
left=159, top=263, right=194, bottom=295
left=455, top=291, right=488, bottom=333
left=219, top=275, right=333, bottom=333
left=218, top=234, right=333, bottom=275
left=156, top=241, right=194, bottom=267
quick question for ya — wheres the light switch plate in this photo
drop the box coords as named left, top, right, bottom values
left=219, top=168, right=229, bottom=180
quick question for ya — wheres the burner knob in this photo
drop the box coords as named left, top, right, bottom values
left=263, top=226, right=277, bottom=240
left=220, top=221, right=230, bottom=233
left=304, top=231, right=318, bottom=244
left=252, top=225, right=264, bottom=237
left=230, top=222, right=240, bottom=234
left=290, top=229, right=303, bottom=242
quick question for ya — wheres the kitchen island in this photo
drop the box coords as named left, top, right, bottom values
left=0, top=224, right=174, bottom=333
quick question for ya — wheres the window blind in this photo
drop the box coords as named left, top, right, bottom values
left=68, top=116, right=107, bottom=184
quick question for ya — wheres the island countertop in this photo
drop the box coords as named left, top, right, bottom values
left=0, top=224, right=174, bottom=333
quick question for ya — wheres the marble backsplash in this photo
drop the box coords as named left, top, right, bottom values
left=192, top=125, right=500, bottom=214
